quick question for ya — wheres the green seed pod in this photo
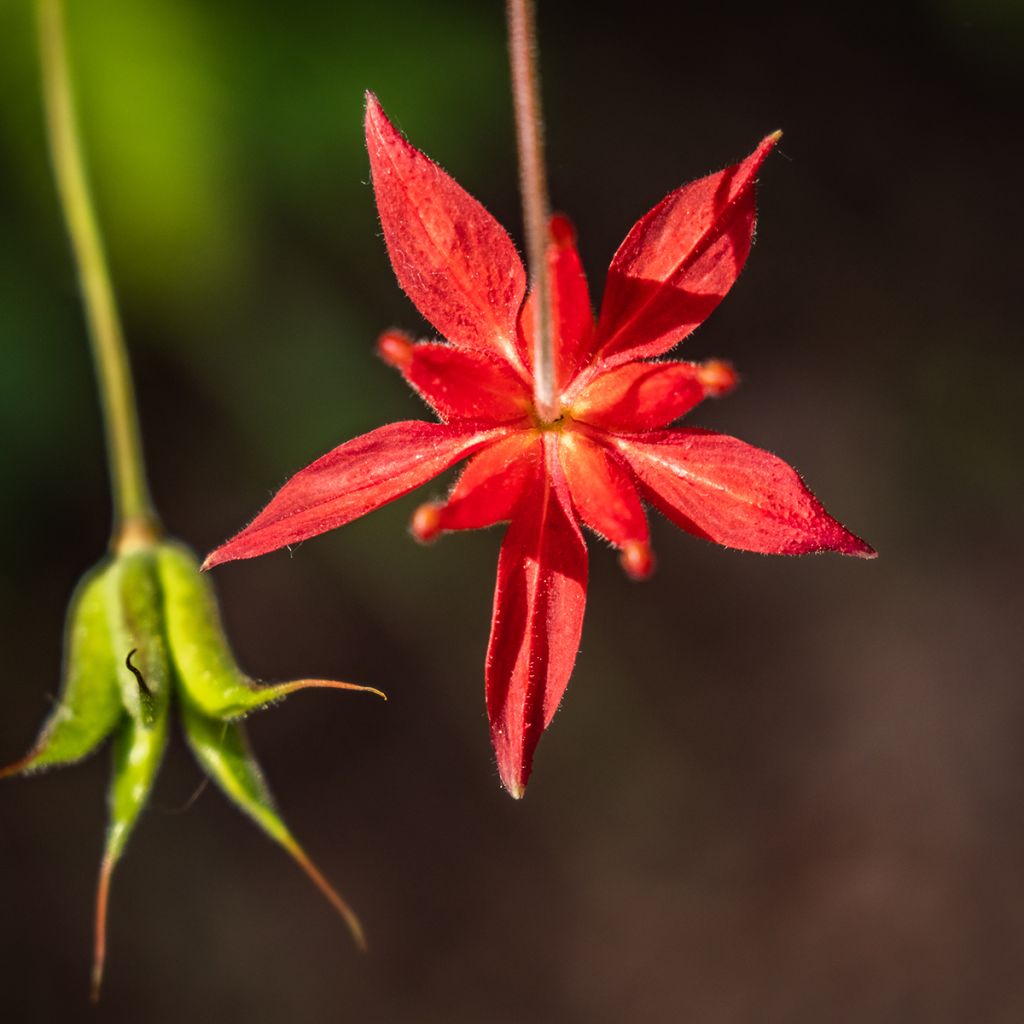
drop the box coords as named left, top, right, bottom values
left=93, top=700, right=170, bottom=1000
left=158, top=542, right=383, bottom=719
left=7, top=539, right=375, bottom=1000
left=180, top=694, right=365, bottom=949
left=104, top=550, right=171, bottom=727
left=1, top=562, right=122, bottom=778
left=106, top=706, right=170, bottom=865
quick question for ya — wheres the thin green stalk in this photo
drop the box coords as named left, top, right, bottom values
left=506, top=0, right=557, bottom=422
left=36, top=0, right=159, bottom=551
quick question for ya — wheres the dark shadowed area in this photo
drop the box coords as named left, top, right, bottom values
left=1, top=0, right=1022, bottom=1021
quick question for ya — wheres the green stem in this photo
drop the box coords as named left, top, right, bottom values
left=506, top=0, right=557, bottom=422
left=36, top=0, right=159, bottom=552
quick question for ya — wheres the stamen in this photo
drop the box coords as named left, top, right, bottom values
left=411, top=503, right=442, bottom=543
left=377, top=329, right=414, bottom=369
left=698, top=360, right=739, bottom=397
left=620, top=540, right=655, bottom=580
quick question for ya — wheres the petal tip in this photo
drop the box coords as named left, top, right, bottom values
left=364, top=91, right=392, bottom=143
left=503, top=776, right=526, bottom=800
left=851, top=540, right=878, bottom=560
left=548, top=212, right=576, bottom=249
left=364, top=90, right=382, bottom=118
left=829, top=530, right=876, bottom=559
left=831, top=526, right=876, bottom=559
left=497, top=755, right=529, bottom=800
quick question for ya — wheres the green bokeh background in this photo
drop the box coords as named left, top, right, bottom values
left=1, top=0, right=1022, bottom=1020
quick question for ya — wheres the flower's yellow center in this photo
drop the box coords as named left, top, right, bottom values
left=531, top=404, right=574, bottom=433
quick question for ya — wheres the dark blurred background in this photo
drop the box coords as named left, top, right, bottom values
left=2, top=0, right=1022, bottom=1020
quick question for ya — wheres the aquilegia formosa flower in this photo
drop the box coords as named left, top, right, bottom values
left=205, top=94, right=874, bottom=798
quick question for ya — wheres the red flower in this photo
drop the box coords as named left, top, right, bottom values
left=205, top=95, right=874, bottom=798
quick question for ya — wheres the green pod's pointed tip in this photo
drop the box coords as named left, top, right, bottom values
left=0, top=752, right=34, bottom=781
left=159, top=543, right=387, bottom=717
left=88, top=708, right=169, bottom=1000
left=90, top=852, right=115, bottom=1004
left=259, top=678, right=389, bottom=706
left=181, top=705, right=368, bottom=953
left=281, top=836, right=367, bottom=952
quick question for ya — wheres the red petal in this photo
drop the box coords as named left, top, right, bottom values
left=570, top=360, right=709, bottom=430
left=517, top=214, right=595, bottom=389
left=558, top=433, right=651, bottom=577
left=593, top=133, right=780, bottom=365
left=378, top=333, right=532, bottom=423
left=204, top=421, right=503, bottom=568
left=486, top=436, right=588, bottom=798
left=416, top=432, right=541, bottom=537
left=614, top=429, right=875, bottom=557
left=365, top=95, right=527, bottom=368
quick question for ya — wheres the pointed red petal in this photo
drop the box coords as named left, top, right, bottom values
left=413, top=432, right=541, bottom=539
left=593, top=133, right=780, bottom=365
left=365, top=94, right=526, bottom=367
left=518, top=214, right=595, bottom=388
left=486, top=436, right=588, bottom=797
left=570, top=360, right=711, bottom=430
left=614, top=429, right=875, bottom=557
left=558, top=433, right=652, bottom=578
left=204, top=421, right=504, bottom=568
left=378, top=332, right=532, bottom=423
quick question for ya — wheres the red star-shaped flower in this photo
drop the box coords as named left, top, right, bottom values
left=206, top=94, right=874, bottom=798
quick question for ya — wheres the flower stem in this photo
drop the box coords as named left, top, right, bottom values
left=36, top=0, right=159, bottom=552
left=506, top=0, right=557, bottom=422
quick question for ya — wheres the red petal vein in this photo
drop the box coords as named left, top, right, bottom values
left=570, top=360, right=709, bottom=430
left=558, top=433, right=649, bottom=549
left=517, top=214, right=595, bottom=389
left=593, top=133, right=780, bottom=365
left=614, top=429, right=876, bottom=557
left=485, top=435, right=588, bottom=798
left=365, top=94, right=527, bottom=368
left=388, top=341, right=532, bottom=423
left=425, top=432, right=541, bottom=535
left=204, top=421, right=503, bottom=568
